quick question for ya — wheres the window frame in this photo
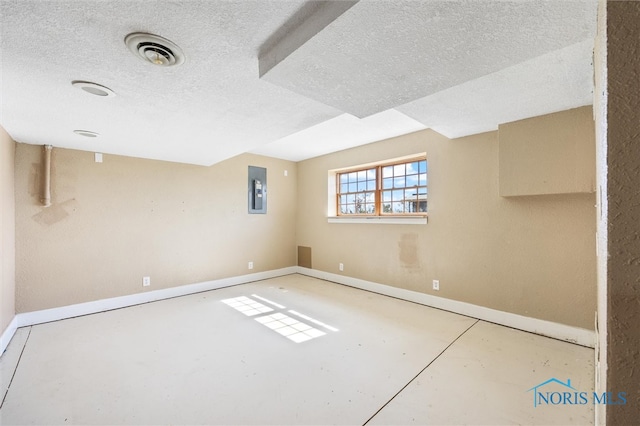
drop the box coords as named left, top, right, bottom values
left=335, top=156, right=427, bottom=217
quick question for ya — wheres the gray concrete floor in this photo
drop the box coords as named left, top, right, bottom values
left=0, top=274, right=594, bottom=425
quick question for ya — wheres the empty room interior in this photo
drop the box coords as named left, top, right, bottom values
left=1, top=1, right=639, bottom=425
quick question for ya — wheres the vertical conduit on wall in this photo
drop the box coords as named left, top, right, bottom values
left=41, top=144, right=52, bottom=207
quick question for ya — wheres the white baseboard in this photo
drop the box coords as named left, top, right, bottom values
left=296, top=267, right=595, bottom=348
left=15, top=267, right=298, bottom=329
left=1, top=315, right=19, bottom=355
left=2, top=265, right=595, bottom=355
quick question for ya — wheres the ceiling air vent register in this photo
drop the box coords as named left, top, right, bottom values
left=73, top=130, right=100, bottom=138
left=125, top=32, right=185, bottom=67
left=71, top=81, right=116, bottom=97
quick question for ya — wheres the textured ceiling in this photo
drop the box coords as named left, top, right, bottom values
left=397, top=39, right=596, bottom=138
left=0, top=1, right=597, bottom=166
left=260, top=0, right=596, bottom=118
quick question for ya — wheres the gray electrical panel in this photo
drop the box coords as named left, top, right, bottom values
left=248, top=166, right=267, bottom=214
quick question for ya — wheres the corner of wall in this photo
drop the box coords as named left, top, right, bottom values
left=0, top=316, right=18, bottom=356
left=1, top=126, right=16, bottom=345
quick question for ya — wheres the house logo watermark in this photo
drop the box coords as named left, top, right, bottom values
left=527, top=378, right=627, bottom=407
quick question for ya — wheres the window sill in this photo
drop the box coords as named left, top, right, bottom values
left=327, top=216, right=427, bottom=225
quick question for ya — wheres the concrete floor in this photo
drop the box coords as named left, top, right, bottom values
left=0, top=274, right=594, bottom=425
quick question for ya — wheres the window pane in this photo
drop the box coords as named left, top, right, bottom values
left=394, top=176, right=405, bottom=188
left=365, top=192, right=375, bottom=203
left=404, top=201, right=413, bottom=212
left=407, top=162, right=419, bottom=175
left=405, top=188, right=417, bottom=199
left=337, top=159, right=425, bottom=216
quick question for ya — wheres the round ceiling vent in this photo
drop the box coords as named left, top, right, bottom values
left=71, top=81, right=116, bottom=97
left=73, top=130, right=100, bottom=138
left=125, top=32, right=185, bottom=67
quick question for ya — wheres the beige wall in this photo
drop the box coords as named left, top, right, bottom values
left=297, top=123, right=596, bottom=329
left=1, top=126, right=16, bottom=333
left=14, top=145, right=297, bottom=312
left=12, top=106, right=598, bottom=331
left=499, top=106, right=595, bottom=196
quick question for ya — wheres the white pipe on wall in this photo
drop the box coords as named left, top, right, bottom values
left=42, top=145, right=52, bottom=207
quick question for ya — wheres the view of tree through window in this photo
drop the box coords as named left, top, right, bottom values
left=338, top=168, right=377, bottom=214
left=337, top=158, right=427, bottom=216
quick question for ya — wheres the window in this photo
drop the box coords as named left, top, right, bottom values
left=337, top=158, right=427, bottom=216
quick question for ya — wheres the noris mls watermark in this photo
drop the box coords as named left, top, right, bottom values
left=527, top=378, right=627, bottom=407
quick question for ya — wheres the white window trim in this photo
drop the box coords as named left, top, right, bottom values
left=327, top=216, right=427, bottom=225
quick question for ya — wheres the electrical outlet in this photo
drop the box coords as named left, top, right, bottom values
left=339, top=263, right=344, bottom=272
left=248, top=261, right=254, bottom=270
left=432, top=279, right=439, bottom=291
left=143, top=276, right=151, bottom=287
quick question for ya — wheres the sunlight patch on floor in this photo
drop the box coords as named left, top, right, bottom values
left=221, top=296, right=273, bottom=316
left=251, top=294, right=286, bottom=309
left=222, top=294, right=338, bottom=343
left=255, top=313, right=326, bottom=343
